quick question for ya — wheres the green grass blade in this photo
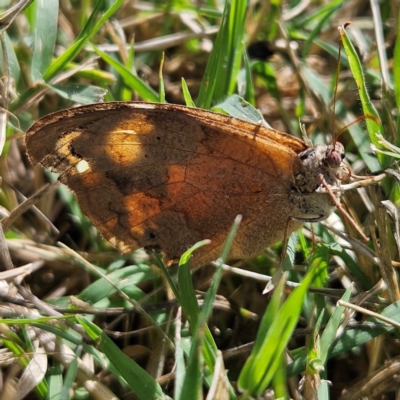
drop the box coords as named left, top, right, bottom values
left=181, top=78, right=196, bottom=107
left=49, top=83, right=107, bottom=104
left=178, top=334, right=202, bottom=400
left=329, top=300, right=400, bottom=356
left=212, top=94, right=264, bottom=123
left=339, top=24, right=387, bottom=168
left=213, top=214, right=241, bottom=265
left=301, top=1, right=342, bottom=59
left=272, top=355, right=289, bottom=400
left=264, top=233, right=298, bottom=293
left=252, top=60, right=298, bottom=135
left=174, top=309, right=185, bottom=400
left=77, top=316, right=166, bottom=400
left=47, top=364, right=63, bottom=400
left=0, top=32, right=19, bottom=84
left=242, top=46, right=255, bottom=105
left=306, top=310, right=325, bottom=374
left=293, top=0, right=343, bottom=28
left=288, top=300, right=400, bottom=377
left=308, top=244, right=329, bottom=288
left=177, top=241, right=220, bottom=373
left=154, top=253, right=181, bottom=303
left=238, top=278, right=286, bottom=395
left=319, top=286, right=352, bottom=364
left=252, top=275, right=286, bottom=358
left=393, top=8, right=400, bottom=145
left=238, top=261, right=326, bottom=396
left=197, top=0, right=248, bottom=108
left=43, top=0, right=124, bottom=81
left=159, top=52, right=166, bottom=103
left=92, top=45, right=159, bottom=101
left=31, top=0, right=58, bottom=82
left=60, top=346, right=81, bottom=400
left=178, top=218, right=240, bottom=400
left=77, top=264, right=155, bottom=304
left=178, top=249, right=202, bottom=327
left=331, top=246, right=371, bottom=290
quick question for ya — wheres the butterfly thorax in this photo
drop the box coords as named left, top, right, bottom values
left=289, top=142, right=345, bottom=220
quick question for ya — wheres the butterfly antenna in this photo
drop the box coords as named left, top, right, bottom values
left=335, top=114, right=380, bottom=143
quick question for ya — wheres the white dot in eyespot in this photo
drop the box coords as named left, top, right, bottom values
left=76, top=160, right=90, bottom=174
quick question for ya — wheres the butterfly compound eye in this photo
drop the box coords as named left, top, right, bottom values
left=326, top=142, right=345, bottom=169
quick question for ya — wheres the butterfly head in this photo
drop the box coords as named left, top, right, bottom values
left=325, top=142, right=345, bottom=170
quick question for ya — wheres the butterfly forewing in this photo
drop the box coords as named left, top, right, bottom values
left=26, top=102, right=330, bottom=266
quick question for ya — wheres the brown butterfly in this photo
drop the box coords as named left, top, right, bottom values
left=25, top=102, right=345, bottom=267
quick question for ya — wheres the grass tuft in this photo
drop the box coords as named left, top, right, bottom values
left=0, top=0, right=399, bottom=399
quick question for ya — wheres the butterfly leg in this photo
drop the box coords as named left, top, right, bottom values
left=318, top=174, right=369, bottom=242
